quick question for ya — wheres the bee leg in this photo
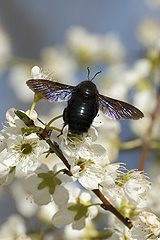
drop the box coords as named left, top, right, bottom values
left=63, top=108, right=68, bottom=123
left=57, top=131, right=63, bottom=138
left=57, top=125, right=65, bottom=137
left=57, top=122, right=67, bottom=138
left=57, top=108, right=68, bottom=137
left=37, top=118, right=45, bottom=125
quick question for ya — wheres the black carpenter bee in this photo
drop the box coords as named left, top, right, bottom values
left=26, top=68, right=144, bottom=135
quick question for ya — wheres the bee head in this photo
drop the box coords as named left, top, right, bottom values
left=76, top=80, right=98, bottom=97
left=75, top=68, right=101, bottom=97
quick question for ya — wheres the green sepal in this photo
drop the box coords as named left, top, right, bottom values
left=68, top=203, right=88, bottom=221
left=34, top=93, right=43, bottom=102
left=15, top=110, right=34, bottom=127
left=9, top=166, right=16, bottom=174
left=38, top=171, right=62, bottom=195
left=21, top=126, right=41, bottom=136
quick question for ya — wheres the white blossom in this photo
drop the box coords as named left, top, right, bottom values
left=100, top=32, right=126, bottom=63
left=102, top=184, right=124, bottom=209
left=52, top=186, right=98, bottom=230
left=0, top=24, right=12, bottom=66
left=60, top=125, right=111, bottom=189
left=131, top=211, right=160, bottom=239
left=102, top=169, right=151, bottom=210
left=0, top=108, right=48, bottom=176
left=64, top=222, right=97, bottom=240
left=122, top=171, right=151, bottom=207
left=71, top=158, right=106, bottom=190
left=0, top=134, right=47, bottom=175
left=102, top=163, right=121, bottom=188
left=137, top=18, right=160, bottom=48
left=99, top=64, right=128, bottom=100
left=1, top=108, right=26, bottom=137
left=9, top=65, right=34, bottom=102
left=41, top=47, right=77, bottom=84
left=92, top=113, right=103, bottom=128
left=0, top=215, right=30, bottom=240
left=67, top=26, right=101, bottom=64
left=31, top=65, right=43, bottom=79
left=97, top=116, right=121, bottom=161
left=23, top=164, right=70, bottom=206
left=147, top=175, right=160, bottom=215
left=123, top=58, right=151, bottom=87
left=53, top=206, right=79, bottom=229
left=60, top=125, right=99, bottom=163
left=11, top=181, right=38, bottom=217
left=1, top=108, right=39, bottom=138
left=110, top=219, right=133, bottom=240
left=0, top=160, right=15, bottom=186
left=110, top=212, right=160, bottom=240
left=38, top=202, right=58, bottom=223
left=131, top=89, right=160, bottom=139
left=67, top=26, right=125, bottom=64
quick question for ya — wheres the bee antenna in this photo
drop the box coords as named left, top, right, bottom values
left=87, top=67, right=102, bottom=81
left=91, top=70, right=102, bottom=81
left=87, top=67, right=90, bottom=80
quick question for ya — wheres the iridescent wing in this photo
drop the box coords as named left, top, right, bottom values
left=26, top=79, right=75, bottom=102
left=98, top=94, right=144, bottom=120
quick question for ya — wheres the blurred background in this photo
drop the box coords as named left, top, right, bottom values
left=0, top=0, right=160, bottom=120
left=0, top=0, right=160, bottom=235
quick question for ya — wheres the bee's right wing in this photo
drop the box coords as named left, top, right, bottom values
left=26, top=79, right=75, bottom=102
left=98, top=94, right=144, bottom=120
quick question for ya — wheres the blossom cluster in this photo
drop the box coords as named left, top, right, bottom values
left=0, top=90, right=158, bottom=239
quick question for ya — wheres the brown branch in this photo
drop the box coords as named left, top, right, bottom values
left=93, top=189, right=133, bottom=229
left=48, top=139, right=71, bottom=171
left=139, top=94, right=160, bottom=171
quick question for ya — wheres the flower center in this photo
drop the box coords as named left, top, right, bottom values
left=78, top=159, right=93, bottom=172
left=20, top=143, right=33, bottom=154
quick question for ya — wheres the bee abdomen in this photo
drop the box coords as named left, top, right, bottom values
left=68, top=113, right=93, bottom=134
left=64, top=100, right=98, bottom=134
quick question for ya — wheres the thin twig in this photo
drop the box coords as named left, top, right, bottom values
left=38, top=128, right=71, bottom=171
left=93, top=189, right=133, bottom=229
left=139, top=94, right=160, bottom=171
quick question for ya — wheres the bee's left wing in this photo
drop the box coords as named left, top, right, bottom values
left=27, top=79, right=75, bottom=102
left=98, top=94, right=144, bottom=120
